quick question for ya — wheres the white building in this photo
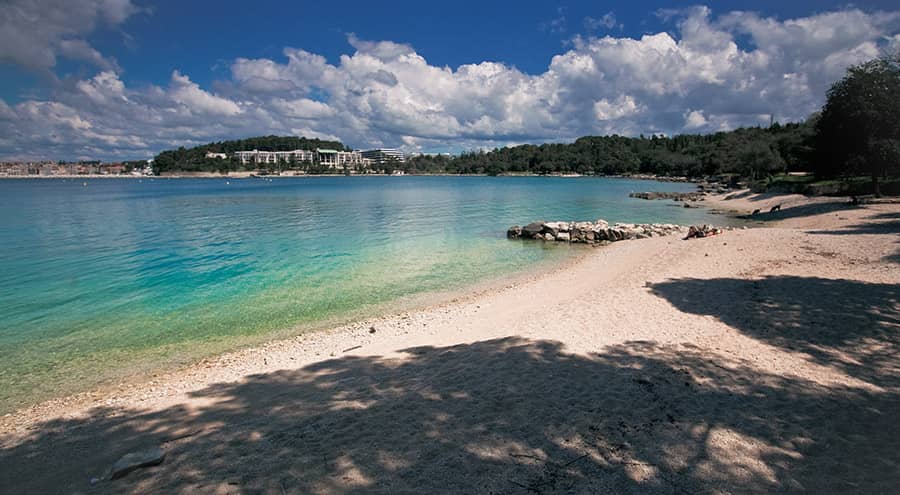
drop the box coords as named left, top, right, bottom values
left=234, top=149, right=316, bottom=165
left=361, top=148, right=405, bottom=164
left=205, top=152, right=227, bottom=159
left=233, top=149, right=370, bottom=170
left=316, top=149, right=370, bottom=169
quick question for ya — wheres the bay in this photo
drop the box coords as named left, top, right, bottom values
left=0, top=176, right=727, bottom=412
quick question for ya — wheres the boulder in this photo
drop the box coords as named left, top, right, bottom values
left=109, top=447, right=166, bottom=480
left=506, top=226, right=523, bottom=239
left=556, top=232, right=570, bottom=242
left=522, top=222, right=544, bottom=237
left=544, top=221, right=568, bottom=232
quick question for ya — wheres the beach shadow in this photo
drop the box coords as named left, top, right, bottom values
left=808, top=219, right=900, bottom=236
left=868, top=211, right=900, bottom=220
left=807, top=212, right=900, bottom=263
left=2, top=336, right=898, bottom=494
left=650, top=276, right=900, bottom=388
left=740, top=202, right=855, bottom=221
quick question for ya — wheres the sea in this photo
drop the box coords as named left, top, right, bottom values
left=0, top=176, right=729, bottom=412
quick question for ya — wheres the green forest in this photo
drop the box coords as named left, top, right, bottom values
left=404, top=122, right=813, bottom=178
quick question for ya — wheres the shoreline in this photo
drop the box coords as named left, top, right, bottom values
left=0, top=172, right=707, bottom=180
left=2, top=191, right=898, bottom=492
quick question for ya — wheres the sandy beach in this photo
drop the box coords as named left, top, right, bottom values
left=1, top=191, right=898, bottom=493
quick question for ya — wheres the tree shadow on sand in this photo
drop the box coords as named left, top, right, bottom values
left=650, top=276, right=899, bottom=388
left=807, top=211, right=900, bottom=263
left=2, top=334, right=898, bottom=494
left=739, top=202, right=856, bottom=222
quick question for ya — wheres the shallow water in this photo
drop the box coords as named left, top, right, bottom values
left=0, top=176, right=727, bottom=412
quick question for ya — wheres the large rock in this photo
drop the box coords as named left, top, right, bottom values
left=109, top=447, right=166, bottom=480
left=544, top=221, right=568, bottom=232
left=522, top=222, right=544, bottom=237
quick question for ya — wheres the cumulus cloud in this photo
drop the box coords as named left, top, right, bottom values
left=0, top=0, right=139, bottom=73
left=2, top=5, right=900, bottom=160
left=594, top=96, right=643, bottom=121
left=169, top=71, right=242, bottom=116
left=684, top=110, right=708, bottom=129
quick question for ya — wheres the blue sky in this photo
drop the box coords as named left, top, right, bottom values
left=1, top=0, right=899, bottom=160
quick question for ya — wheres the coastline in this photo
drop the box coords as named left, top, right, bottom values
left=0, top=172, right=706, bottom=180
left=2, top=192, right=898, bottom=492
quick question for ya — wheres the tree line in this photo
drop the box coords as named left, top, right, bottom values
left=405, top=122, right=813, bottom=178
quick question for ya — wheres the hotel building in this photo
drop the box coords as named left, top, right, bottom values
left=234, top=149, right=370, bottom=170
left=360, top=148, right=406, bottom=165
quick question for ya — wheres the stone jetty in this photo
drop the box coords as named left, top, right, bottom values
left=628, top=191, right=707, bottom=201
left=507, top=220, right=686, bottom=244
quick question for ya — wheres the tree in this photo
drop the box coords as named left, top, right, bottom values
left=737, top=141, right=785, bottom=180
left=814, top=54, right=900, bottom=195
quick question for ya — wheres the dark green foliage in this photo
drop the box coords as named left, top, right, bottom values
left=152, top=135, right=348, bottom=174
left=814, top=54, right=900, bottom=194
left=404, top=123, right=812, bottom=178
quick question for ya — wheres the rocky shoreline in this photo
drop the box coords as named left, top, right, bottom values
left=507, top=220, right=687, bottom=244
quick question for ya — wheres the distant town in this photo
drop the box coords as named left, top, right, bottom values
left=0, top=147, right=408, bottom=177
left=0, top=160, right=155, bottom=177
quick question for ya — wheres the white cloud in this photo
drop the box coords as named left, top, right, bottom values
left=2, top=5, right=900, bottom=159
left=58, top=39, right=121, bottom=73
left=274, top=98, right=335, bottom=119
left=594, top=96, right=642, bottom=120
left=76, top=70, right=127, bottom=105
left=684, top=110, right=708, bottom=129
left=347, top=34, right=416, bottom=61
left=169, top=71, right=242, bottom=116
left=0, top=0, right=139, bottom=73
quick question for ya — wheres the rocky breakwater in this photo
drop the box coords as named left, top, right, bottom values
left=629, top=191, right=707, bottom=201
left=507, top=220, right=686, bottom=245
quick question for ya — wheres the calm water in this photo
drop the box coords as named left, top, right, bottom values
left=0, top=176, right=727, bottom=412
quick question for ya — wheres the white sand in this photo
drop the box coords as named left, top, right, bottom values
left=1, top=194, right=898, bottom=494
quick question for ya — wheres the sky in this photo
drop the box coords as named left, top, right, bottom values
left=1, top=1, right=899, bottom=161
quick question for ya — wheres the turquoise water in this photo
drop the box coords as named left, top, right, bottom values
left=0, top=176, right=726, bottom=412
